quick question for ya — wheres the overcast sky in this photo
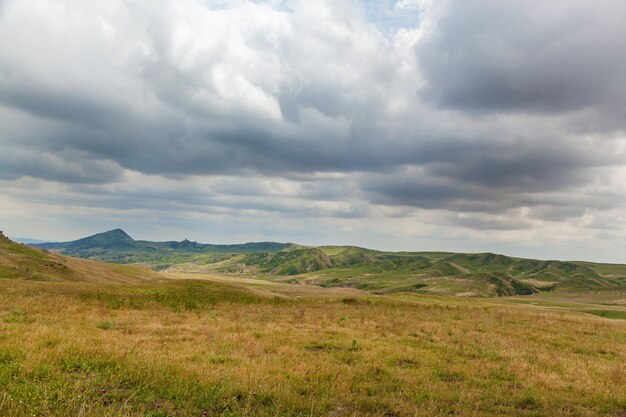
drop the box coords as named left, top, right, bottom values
left=1, top=0, right=626, bottom=262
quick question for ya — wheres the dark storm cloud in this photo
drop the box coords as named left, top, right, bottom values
left=361, top=172, right=512, bottom=214
left=425, top=145, right=600, bottom=190
left=417, top=0, right=626, bottom=115
left=359, top=133, right=624, bottom=218
left=451, top=213, right=532, bottom=231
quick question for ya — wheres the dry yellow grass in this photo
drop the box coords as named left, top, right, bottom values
left=0, top=234, right=160, bottom=284
left=164, top=271, right=369, bottom=298
left=1, top=275, right=625, bottom=417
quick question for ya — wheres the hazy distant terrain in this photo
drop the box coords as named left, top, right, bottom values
left=10, top=237, right=50, bottom=244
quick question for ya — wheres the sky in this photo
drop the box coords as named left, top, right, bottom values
left=1, top=0, right=626, bottom=262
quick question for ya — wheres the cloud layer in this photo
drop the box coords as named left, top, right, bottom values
left=1, top=0, right=625, bottom=261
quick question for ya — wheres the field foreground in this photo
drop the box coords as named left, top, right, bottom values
left=1, top=274, right=625, bottom=416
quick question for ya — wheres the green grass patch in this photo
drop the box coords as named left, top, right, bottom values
left=584, top=310, right=626, bottom=319
left=52, top=280, right=277, bottom=311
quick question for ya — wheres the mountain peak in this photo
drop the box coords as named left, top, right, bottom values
left=60, top=228, right=137, bottom=250
left=104, top=228, right=132, bottom=239
left=172, top=238, right=204, bottom=250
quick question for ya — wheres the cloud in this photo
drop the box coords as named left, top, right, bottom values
left=0, top=0, right=408, bottom=177
left=1, top=0, right=626, bottom=261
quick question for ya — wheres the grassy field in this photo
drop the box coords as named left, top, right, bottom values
left=1, top=274, right=625, bottom=417
left=2, top=233, right=626, bottom=416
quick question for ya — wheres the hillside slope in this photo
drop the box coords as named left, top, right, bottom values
left=0, top=231, right=158, bottom=283
left=239, top=248, right=626, bottom=297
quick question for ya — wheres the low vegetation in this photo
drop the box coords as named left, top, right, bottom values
left=1, top=276, right=625, bottom=416
left=2, top=231, right=625, bottom=416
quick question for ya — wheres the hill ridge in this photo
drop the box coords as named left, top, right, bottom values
left=27, top=229, right=626, bottom=297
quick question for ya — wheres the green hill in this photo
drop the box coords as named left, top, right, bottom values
left=256, top=247, right=333, bottom=275
left=244, top=248, right=624, bottom=297
left=0, top=231, right=158, bottom=283
left=29, top=229, right=626, bottom=297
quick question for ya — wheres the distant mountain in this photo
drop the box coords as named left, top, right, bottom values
left=38, top=228, right=139, bottom=251
left=11, top=237, right=50, bottom=244
left=33, top=229, right=293, bottom=267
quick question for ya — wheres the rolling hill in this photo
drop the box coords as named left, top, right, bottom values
left=29, top=229, right=626, bottom=298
